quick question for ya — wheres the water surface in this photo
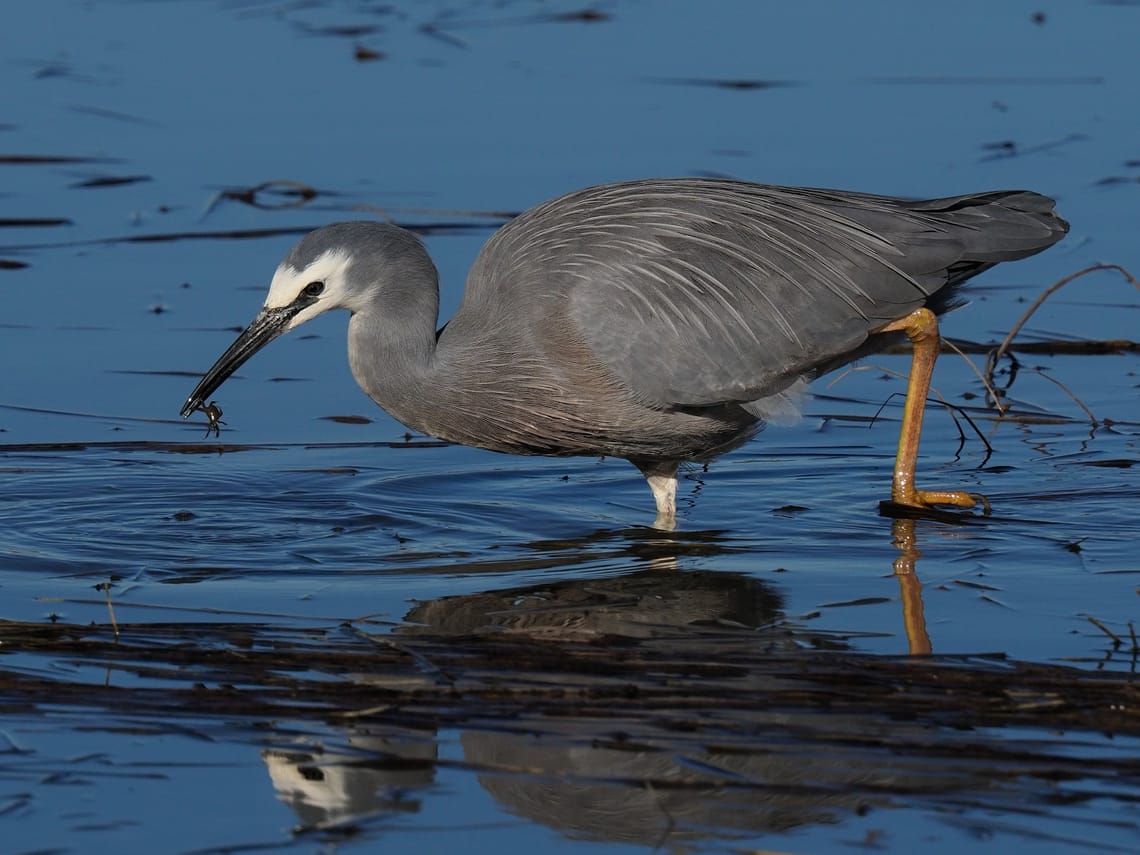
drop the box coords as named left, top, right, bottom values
left=2, top=1, right=1138, bottom=852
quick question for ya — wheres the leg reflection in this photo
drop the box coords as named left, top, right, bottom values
left=891, top=518, right=932, bottom=656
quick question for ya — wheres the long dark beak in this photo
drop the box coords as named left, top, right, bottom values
left=179, top=305, right=299, bottom=418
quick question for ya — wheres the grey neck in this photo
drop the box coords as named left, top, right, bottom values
left=347, top=306, right=444, bottom=437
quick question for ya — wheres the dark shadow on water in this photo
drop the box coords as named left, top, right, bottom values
left=401, top=566, right=794, bottom=642
left=3, top=572, right=1138, bottom=850
left=3, top=521, right=1138, bottom=847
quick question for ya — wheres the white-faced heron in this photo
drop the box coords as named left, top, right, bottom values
left=180, top=179, right=1067, bottom=524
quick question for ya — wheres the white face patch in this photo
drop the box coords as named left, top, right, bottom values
left=263, top=247, right=354, bottom=329
left=264, top=247, right=353, bottom=309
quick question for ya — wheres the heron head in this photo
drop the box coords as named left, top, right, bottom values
left=179, top=221, right=429, bottom=419
left=268, top=222, right=407, bottom=323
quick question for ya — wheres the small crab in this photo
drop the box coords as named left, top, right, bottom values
left=195, top=400, right=226, bottom=438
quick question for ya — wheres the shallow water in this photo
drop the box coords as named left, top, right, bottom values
left=2, top=1, right=1139, bottom=852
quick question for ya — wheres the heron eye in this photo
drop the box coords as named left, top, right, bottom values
left=302, top=281, right=325, bottom=298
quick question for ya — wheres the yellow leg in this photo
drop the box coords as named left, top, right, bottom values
left=877, top=308, right=988, bottom=513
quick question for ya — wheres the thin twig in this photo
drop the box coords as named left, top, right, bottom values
left=97, top=581, right=120, bottom=641
left=831, top=365, right=993, bottom=455
left=944, top=338, right=1008, bottom=416
left=1086, top=614, right=1122, bottom=648
left=1024, top=369, right=1098, bottom=426
left=986, top=264, right=1140, bottom=387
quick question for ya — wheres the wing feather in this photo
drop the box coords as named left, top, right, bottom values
left=466, top=179, right=1066, bottom=409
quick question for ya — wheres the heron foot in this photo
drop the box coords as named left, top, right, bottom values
left=880, top=488, right=991, bottom=520
left=907, top=489, right=991, bottom=514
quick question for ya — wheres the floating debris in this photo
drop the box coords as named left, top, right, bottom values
left=68, top=174, right=152, bottom=189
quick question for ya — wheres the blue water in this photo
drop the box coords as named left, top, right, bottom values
left=2, top=1, right=1139, bottom=852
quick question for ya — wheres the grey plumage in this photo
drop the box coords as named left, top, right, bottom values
left=181, top=178, right=1067, bottom=522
